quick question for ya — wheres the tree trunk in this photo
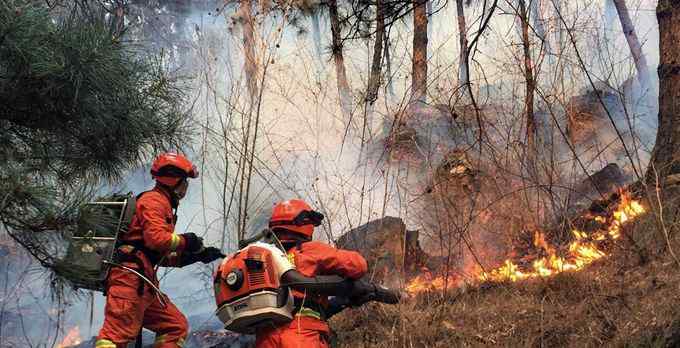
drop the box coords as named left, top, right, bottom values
left=518, top=0, right=536, bottom=151
left=426, top=0, right=433, bottom=50
left=648, top=1, right=680, bottom=179
left=110, top=0, right=125, bottom=38
left=311, top=11, right=323, bottom=66
left=239, top=0, right=258, bottom=101
left=612, top=0, right=650, bottom=86
left=455, top=0, right=469, bottom=91
left=384, top=38, right=395, bottom=98
left=367, top=0, right=385, bottom=104
left=530, top=0, right=551, bottom=57
left=412, top=0, right=428, bottom=104
left=329, top=0, right=352, bottom=115
left=365, top=0, right=386, bottom=136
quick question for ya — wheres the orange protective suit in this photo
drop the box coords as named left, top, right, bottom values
left=255, top=240, right=368, bottom=348
left=96, top=187, right=191, bottom=348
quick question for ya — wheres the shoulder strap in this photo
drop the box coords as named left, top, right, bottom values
left=119, top=192, right=139, bottom=234
left=135, top=191, right=150, bottom=200
left=120, top=190, right=165, bottom=233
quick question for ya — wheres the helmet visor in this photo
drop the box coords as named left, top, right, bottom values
left=269, top=210, right=324, bottom=228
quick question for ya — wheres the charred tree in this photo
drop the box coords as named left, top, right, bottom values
left=648, top=2, right=680, bottom=179
left=518, top=0, right=536, bottom=152
left=456, top=0, right=469, bottom=92
left=364, top=0, right=386, bottom=136
left=612, top=0, right=650, bottom=86
left=109, top=0, right=125, bottom=38
left=530, top=0, right=551, bottom=58
left=239, top=0, right=258, bottom=100
left=311, top=11, right=323, bottom=66
left=412, top=0, right=428, bottom=104
left=384, top=37, right=395, bottom=98
left=329, top=0, right=352, bottom=115
left=366, top=0, right=385, bottom=104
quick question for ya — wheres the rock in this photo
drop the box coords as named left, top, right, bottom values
left=336, top=217, right=406, bottom=278
left=572, top=163, right=627, bottom=202
left=72, top=330, right=255, bottom=348
left=429, top=149, right=480, bottom=198
left=185, top=330, right=254, bottom=348
left=566, top=87, right=623, bottom=144
left=336, top=217, right=434, bottom=282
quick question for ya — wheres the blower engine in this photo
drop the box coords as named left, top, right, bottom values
left=214, top=230, right=401, bottom=334
left=214, top=241, right=295, bottom=333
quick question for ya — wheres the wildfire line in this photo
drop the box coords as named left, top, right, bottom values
left=406, top=192, right=646, bottom=296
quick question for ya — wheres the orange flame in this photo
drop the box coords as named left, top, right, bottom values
left=405, top=192, right=646, bottom=294
left=56, top=326, right=82, bottom=348
left=480, top=192, right=644, bottom=282
left=405, top=271, right=462, bottom=296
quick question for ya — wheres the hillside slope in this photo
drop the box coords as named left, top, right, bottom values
left=332, top=213, right=680, bottom=347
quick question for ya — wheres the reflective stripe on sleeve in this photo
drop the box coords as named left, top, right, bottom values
left=287, top=252, right=295, bottom=265
left=169, top=234, right=181, bottom=251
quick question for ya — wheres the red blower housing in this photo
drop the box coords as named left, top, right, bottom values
left=214, top=242, right=295, bottom=333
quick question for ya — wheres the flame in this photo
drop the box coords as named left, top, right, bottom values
left=405, top=270, right=461, bottom=296
left=56, top=326, right=81, bottom=348
left=405, top=192, right=646, bottom=295
left=479, top=192, right=644, bottom=282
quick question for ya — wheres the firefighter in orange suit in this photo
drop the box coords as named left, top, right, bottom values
left=96, top=153, right=224, bottom=348
left=255, top=199, right=369, bottom=348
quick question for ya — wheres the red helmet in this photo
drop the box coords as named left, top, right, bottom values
left=269, top=199, right=324, bottom=239
left=150, top=152, right=199, bottom=187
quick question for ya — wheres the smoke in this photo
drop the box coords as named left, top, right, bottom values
left=127, top=0, right=662, bottom=319
left=1, top=0, right=663, bottom=345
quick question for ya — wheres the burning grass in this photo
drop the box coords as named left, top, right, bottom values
left=56, top=326, right=82, bottom=348
left=332, top=191, right=680, bottom=347
left=404, top=191, right=646, bottom=296
left=333, top=240, right=680, bottom=347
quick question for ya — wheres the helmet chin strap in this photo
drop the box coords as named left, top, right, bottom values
left=155, top=182, right=181, bottom=208
left=272, top=228, right=312, bottom=242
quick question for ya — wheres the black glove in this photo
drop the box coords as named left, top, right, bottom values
left=326, top=296, right=352, bottom=319
left=348, top=279, right=401, bottom=307
left=180, top=233, right=203, bottom=253
left=348, top=280, right=375, bottom=306
left=197, top=247, right=225, bottom=264
left=178, top=247, right=225, bottom=266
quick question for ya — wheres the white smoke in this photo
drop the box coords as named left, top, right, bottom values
left=2, top=0, right=662, bottom=345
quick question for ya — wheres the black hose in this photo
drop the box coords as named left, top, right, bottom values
left=280, top=270, right=353, bottom=296
left=280, top=270, right=401, bottom=305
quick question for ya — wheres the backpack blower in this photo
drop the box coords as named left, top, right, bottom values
left=213, top=229, right=400, bottom=333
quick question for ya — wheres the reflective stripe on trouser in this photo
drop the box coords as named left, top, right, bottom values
left=154, top=334, right=186, bottom=348
left=95, top=339, right=117, bottom=348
